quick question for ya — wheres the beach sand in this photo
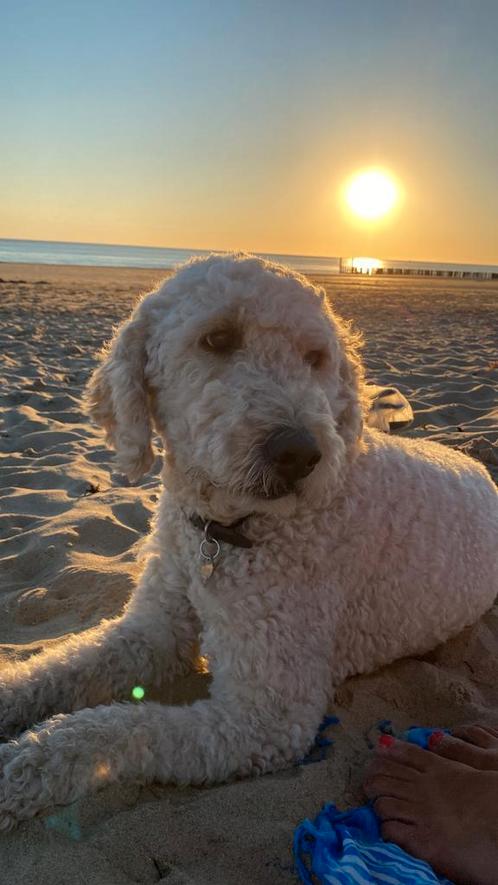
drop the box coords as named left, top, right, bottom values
left=1, top=263, right=497, bottom=884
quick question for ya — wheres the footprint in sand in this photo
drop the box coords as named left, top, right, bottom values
left=0, top=467, right=101, bottom=497
left=0, top=513, right=43, bottom=540
left=0, top=489, right=74, bottom=518
left=0, top=532, right=66, bottom=586
left=15, top=567, right=133, bottom=628
left=1, top=406, right=49, bottom=433
left=84, top=448, right=114, bottom=465
left=75, top=515, right=140, bottom=556
left=112, top=501, right=152, bottom=535
left=2, top=429, right=90, bottom=455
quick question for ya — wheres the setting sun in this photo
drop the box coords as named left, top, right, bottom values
left=345, top=169, right=398, bottom=221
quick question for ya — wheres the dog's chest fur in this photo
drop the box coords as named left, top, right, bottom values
left=164, top=501, right=355, bottom=644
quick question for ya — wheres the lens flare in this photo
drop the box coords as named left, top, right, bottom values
left=345, top=169, right=398, bottom=220
left=196, top=655, right=210, bottom=674
left=132, top=685, right=145, bottom=700
left=94, top=761, right=111, bottom=781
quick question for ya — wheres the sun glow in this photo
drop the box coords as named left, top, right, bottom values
left=351, top=256, right=382, bottom=273
left=345, top=169, right=398, bottom=220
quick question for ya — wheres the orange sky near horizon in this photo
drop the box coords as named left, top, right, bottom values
left=2, top=2, right=497, bottom=266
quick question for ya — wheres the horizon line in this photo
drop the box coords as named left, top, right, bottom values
left=0, top=236, right=338, bottom=263
left=0, top=235, right=497, bottom=272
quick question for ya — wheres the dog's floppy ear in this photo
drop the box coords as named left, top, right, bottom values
left=85, top=308, right=154, bottom=482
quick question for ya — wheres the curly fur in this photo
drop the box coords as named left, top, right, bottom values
left=0, top=253, right=496, bottom=829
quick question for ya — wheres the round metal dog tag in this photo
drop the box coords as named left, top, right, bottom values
left=199, top=532, right=221, bottom=582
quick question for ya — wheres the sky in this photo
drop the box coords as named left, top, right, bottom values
left=1, top=0, right=498, bottom=264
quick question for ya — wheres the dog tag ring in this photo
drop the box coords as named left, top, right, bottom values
left=199, top=523, right=221, bottom=582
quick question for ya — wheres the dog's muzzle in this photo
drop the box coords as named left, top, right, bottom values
left=263, top=426, right=321, bottom=486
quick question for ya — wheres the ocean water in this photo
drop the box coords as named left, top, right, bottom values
left=0, top=238, right=497, bottom=276
left=0, top=238, right=340, bottom=274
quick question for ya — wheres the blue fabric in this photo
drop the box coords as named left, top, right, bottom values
left=294, top=725, right=455, bottom=884
left=299, top=716, right=340, bottom=765
left=403, top=726, right=451, bottom=749
left=294, top=803, right=454, bottom=884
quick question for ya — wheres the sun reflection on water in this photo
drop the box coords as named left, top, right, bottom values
left=351, top=256, right=382, bottom=274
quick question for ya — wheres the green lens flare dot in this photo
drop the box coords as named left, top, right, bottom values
left=132, top=686, right=145, bottom=700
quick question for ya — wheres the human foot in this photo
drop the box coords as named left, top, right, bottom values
left=429, top=724, right=498, bottom=771
left=363, top=737, right=498, bottom=885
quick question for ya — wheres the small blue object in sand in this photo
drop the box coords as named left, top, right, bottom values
left=298, top=716, right=340, bottom=766
left=293, top=725, right=454, bottom=884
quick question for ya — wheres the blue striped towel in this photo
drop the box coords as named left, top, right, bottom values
left=293, top=803, right=453, bottom=884
left=293, top=726, right=454, bottom=884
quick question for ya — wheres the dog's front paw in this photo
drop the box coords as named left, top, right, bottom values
left=0, top=715, right=84, bottom=830
left=0, top=736, right=49, bottom=830
left=0, top=685, right=24, bottom=742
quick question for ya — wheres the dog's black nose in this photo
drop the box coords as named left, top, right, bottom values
left=264, top=427, right=321, bottom=482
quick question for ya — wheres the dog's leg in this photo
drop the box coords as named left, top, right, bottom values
left=0, top=694, right=322, bottom=830
left=0, top=556, right=198, bottom=738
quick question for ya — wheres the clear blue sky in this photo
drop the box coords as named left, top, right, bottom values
left=1, top=0, right=497, bottom=262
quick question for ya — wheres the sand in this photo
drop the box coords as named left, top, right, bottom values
left=0, top=263, right=497, bottom=885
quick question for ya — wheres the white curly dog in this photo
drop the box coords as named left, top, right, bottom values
left=1, top=254, right=497, bottom=830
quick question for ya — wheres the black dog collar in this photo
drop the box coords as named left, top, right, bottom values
left=189, top=514, right=254, bottom=549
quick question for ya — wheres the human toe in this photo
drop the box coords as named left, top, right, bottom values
left=380, top=819, right=418, bottom=853
left=363, top=771, right=415, bottom=801
left=374, top=796, right=416, bottom=823
left=375, top=736, right=431, bottom=772
left=431, top=732, right=498, bottom=770
left=451, top=724, right=498, bottom=749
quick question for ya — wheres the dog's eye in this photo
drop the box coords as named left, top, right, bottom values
left=304, top=349, right=326, bottom=368
left=200, top=329, right=238, bottom=353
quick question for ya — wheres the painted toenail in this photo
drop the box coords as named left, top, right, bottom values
left=378, top=734, right=395, bottom=749
left=428, top=730, right=445, bottom=750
